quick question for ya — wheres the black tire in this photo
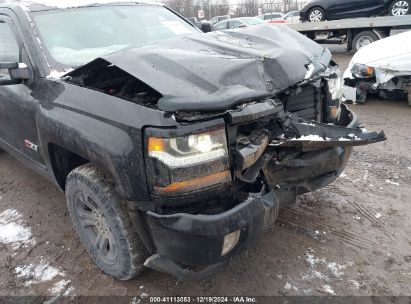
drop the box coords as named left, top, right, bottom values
left=352, top=31, right=379, bottom=52
left=66, top=164, right=147, bottom=280
left=389, top=0, right=410, bottom=16
left=307, top=7, right=326, bottom=22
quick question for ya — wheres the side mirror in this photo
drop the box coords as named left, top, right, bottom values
left=0, top=62, right=30, bottom=86
left=199, top=21, right=215, bottom=33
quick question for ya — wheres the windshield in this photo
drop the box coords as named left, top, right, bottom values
left=286, top=11, right=299, bottom=17
left=241, top=17, right=266, bottom=25
left=32, top=5, right=198, bottom=67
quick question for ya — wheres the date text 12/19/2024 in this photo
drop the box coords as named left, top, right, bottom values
left=149, top=296, right=258, bottom=303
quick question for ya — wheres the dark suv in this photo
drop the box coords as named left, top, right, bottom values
left=300, top=0, right=410, bottom=22
left=0, top=1, right=385, bottom=279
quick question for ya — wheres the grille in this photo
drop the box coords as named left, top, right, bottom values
left=283, top=85, right=321, bottom=121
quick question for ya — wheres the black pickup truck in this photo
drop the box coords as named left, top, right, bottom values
left=0, top=1, right=385, bottom=280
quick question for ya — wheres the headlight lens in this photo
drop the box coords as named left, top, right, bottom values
left=328, top=68, right=343, bottom=100
left=147, top=128, right=228, bottom=168
left=351, top=64, right=375, bottom=78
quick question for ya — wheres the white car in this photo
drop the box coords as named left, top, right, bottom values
left=214, top=17, right=266, bottom=30
left=284, top=11, right=300, bottom=24
left=343, top=31, right=411, bottom=103
left=256, top=12, right=285, bottom=23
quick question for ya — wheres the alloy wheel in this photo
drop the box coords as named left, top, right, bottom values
left=74, top=192, right=118, bottom=264
left=392, top=1, right=409, bottom=15
left=309, top=10, right=323, bottom=22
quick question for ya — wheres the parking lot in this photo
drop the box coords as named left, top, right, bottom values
left=0, top=49, right=410, bottom=300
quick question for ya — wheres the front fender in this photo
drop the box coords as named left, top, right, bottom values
left=34, top=80, right=177, bottom=202
left=38, top=105, right=147, bottom=200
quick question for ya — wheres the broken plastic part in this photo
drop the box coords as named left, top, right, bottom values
left=144, top=253, right=226, bottom=280
left=270, top=105, right=386, bottom=151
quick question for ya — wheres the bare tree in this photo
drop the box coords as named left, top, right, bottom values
left=239, top=0, right=258, bottom=17
left=214, top=0, right=229, bottom=17
left=164, top=0, right=196, bottom=17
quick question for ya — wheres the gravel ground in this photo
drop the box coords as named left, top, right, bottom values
left=0, top=49, right=410, bottom=301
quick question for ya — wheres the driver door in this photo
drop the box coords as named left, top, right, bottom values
left=336, top=0, right=385, bottom=18
left=0, top=14, right=45, bottom=166
left=320, top=0, right=342, bottom=20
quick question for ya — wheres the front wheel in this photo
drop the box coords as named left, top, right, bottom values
left=308, top=7, right=325, bottom=22
left=66, top=164, right=148, bottom=280
left=389, top=0, right=410, bottom=16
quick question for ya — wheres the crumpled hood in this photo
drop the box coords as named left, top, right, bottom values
left=68, top=24, right=332, bottom=112
left=343, top=31, right=411, bottom=85
left=348, top=31, right=411, bottom=71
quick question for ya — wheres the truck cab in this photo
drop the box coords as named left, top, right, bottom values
left=0, top=1, right=385, bottom=279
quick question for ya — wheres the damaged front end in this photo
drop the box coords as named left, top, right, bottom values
left=141, top=68, right=385, bottom=279
left=61, top=25, right=385, bottom=279
left=342, top=31, right=411, bottom=104
left=343, top=63, right=411, bottom=104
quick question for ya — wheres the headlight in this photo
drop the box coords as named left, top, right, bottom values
left=328, top=68, right=343, bottom=100
left=147, top=128, right=228, bottom=168
left=146, top=127, right=231, bottom=196
left=351, top=64, right=375, bottom=78
left=326, top=67, right=343, bottom=123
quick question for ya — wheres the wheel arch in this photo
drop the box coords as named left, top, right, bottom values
left=350, top=29, right=383, bottom=52
left=48, top=143, right=89, bottom=191
left=38, top=108, right=150, bottom=201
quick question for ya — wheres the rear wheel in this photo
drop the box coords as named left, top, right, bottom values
left=352, top=31, right=379, bottom=52
left=389, top=0, right=410, bottom=16
left=66, top=164, right=148, bottom=280
left=308, top=7, right=325, bottom=22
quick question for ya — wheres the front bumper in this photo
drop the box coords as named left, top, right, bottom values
left=140, top=103, right=385, bottom=279
left=143, top=147, right=352, bottom=279
left=144, top=191, right=279, bottom=278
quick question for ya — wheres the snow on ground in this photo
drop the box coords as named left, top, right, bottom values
left=0, top=207, right=74, bottom=295
left=0, top=209, right=35, bottom=249
left=327, top=262, right=347, bottom=278
left=15, top=260, right=75, bottom=296
left=63, top=286, right=75, bottom=296
left=284, top=282, right=292, bottom=290
left=301, top=249, right=356, bottom=295
left=15, top=260, right=65, bottom=286
left=50, top=279, right=72, bottom=295
left=320, top=284, right=335, bottom=295
left=385, top=179, right=400, bottom=186
left=348, top=280, right=361, bottom=291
